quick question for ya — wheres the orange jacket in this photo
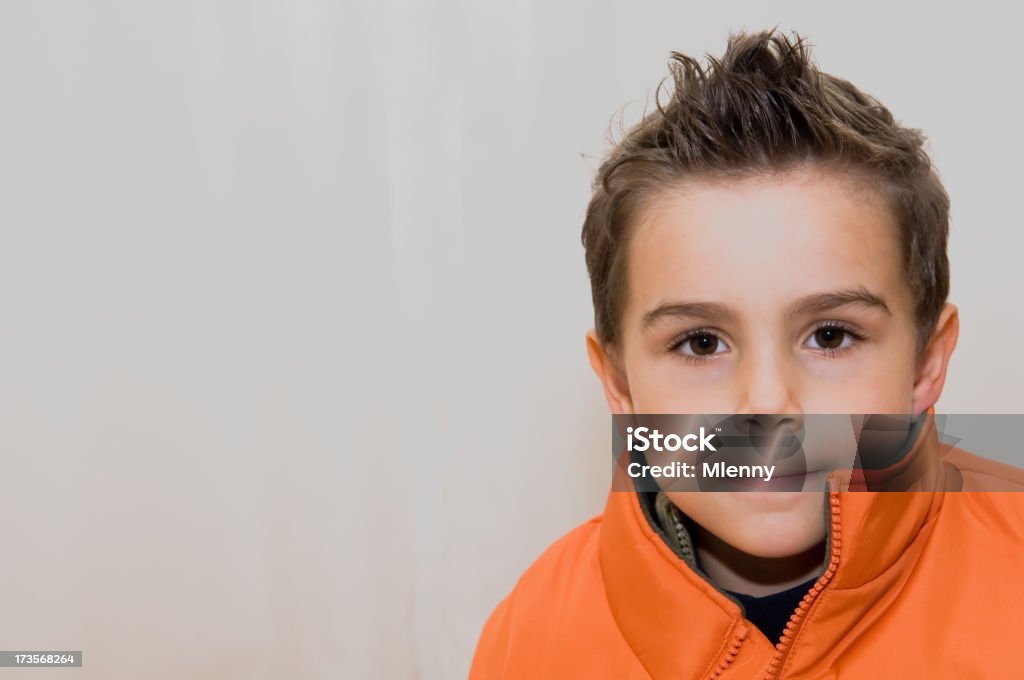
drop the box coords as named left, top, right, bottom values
left=471, top=421, right=1024, bottom=679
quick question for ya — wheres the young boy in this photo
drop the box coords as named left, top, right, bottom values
left=470, top=31, right=1024, bottom=679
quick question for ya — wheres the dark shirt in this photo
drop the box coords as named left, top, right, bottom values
left=723, top=577, right=818, bottom=645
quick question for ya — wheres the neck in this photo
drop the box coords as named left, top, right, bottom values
left=691, top=522, right=825, bottom=597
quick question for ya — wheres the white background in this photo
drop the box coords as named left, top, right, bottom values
left=1, top=1, right=1021, bottom=678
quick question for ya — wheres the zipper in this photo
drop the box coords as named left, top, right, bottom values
left=706, top=620, right=749, bottom=680
left=764, top=491, right=843, bottom=679
left=656, top=490, right=842, bottom=680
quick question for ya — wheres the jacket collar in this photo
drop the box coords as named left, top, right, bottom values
left=598, top=411, right=948, bottom=678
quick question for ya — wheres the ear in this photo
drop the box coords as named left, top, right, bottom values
left=911, top=303, right=959, bottom=414
left=586, top=329, right=634, bottom=414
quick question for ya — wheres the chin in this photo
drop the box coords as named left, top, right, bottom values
left=729, top=499, right=827, bottom=558
left=733, top=527, right=826, bottom=559
left=675, top=491, right=827, bottom=559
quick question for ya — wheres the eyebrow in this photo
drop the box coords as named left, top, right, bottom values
left=641, top=287, right=890, bottom=331
left=783, top=287, right=891, bottom=320
left=642, top=301, right=739, bottom=329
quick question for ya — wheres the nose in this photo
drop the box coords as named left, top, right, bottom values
left=735, top=351, right=802, bottom=417
left=733, top=353, right=803, bottom=462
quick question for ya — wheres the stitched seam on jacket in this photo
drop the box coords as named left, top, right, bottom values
left=597, top=522, right=657, bottom=680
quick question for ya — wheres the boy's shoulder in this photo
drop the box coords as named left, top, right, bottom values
left=487, top=513, right=604, bottom=620
left=942, top=446, right=1024, bottom=491
left=519, top=513, right=603, bottom=580
left=470, top=513, right=639, bottom=678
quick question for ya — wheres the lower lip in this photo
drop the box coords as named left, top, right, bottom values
left=730, top=470, right=829, bottom=492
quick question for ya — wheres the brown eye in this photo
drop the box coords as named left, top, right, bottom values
left=813, top=327, right=845, bottom=350
left=673, top=330, right=729, bottom=359
left=689, top=334, right=719, bottom=356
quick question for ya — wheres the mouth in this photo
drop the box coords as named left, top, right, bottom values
left=774, top=468, right=823, bottom=479
left=731, top=469, right=828, bottom=492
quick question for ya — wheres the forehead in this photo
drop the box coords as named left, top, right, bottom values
left=624, top=170, right=911, bottom=321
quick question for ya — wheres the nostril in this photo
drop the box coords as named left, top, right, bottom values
left=735, top=414, right=805, bottom=462
left=735, top=414, right=802, bottom=433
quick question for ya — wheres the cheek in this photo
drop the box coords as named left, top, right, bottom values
left=801, top=352, right=918, bottom=413
left=631, top=375, right=739, bottom=414
left=625, top=354, right=738, bottom=414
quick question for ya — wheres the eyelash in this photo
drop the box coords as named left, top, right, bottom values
left=665, top=321, right=868, bottom=362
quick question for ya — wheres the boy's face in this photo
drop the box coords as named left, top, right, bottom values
left=588, top=168, right=958, bottom=558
